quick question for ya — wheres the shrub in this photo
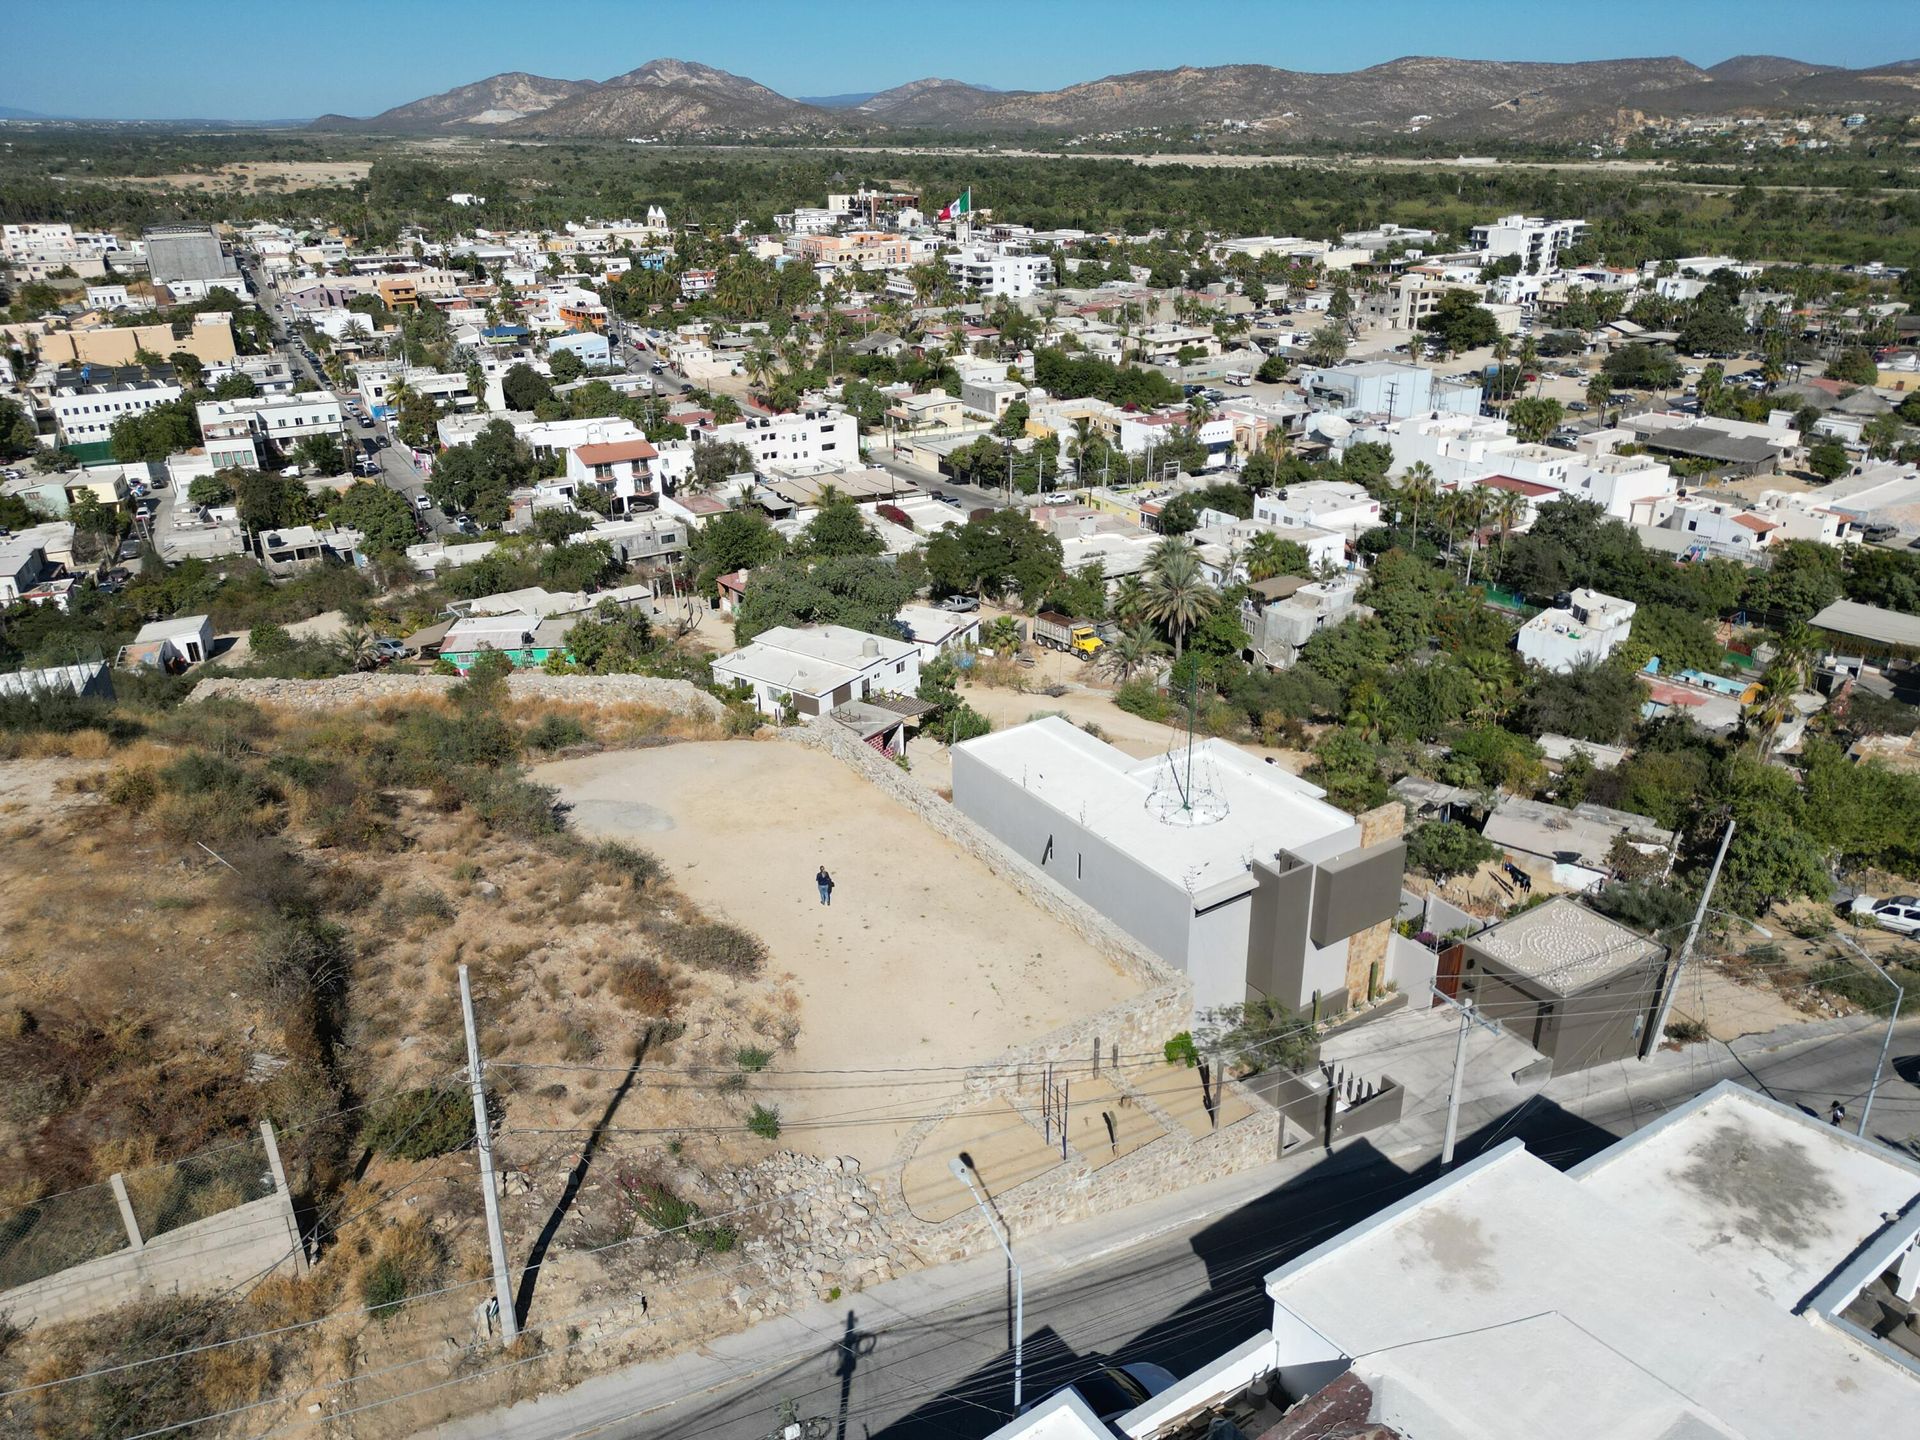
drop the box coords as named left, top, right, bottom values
left=619, top=1170, right=738, bottom=1254
left=746, top=1103, right=782, bottom=1140
left=660, top=919, right=767, bottom=978
left=1164, top=1032, right=1199, bottom=1068
left=453, top=769, right=560, bottom=838
left=1406, top=821, right=1498, bottom=881
left=249, top=623, right=295, bottom=657
left=1665, top=1017, right=1709, bottom=1044
left=525, top=713, right=590, bottom=751
left=104, top=765, right=160, bottom=811
left=610, top=956, right=677, bottom=1014
left=359, top=1256, right=408, bottom=1314
left=736, top=1046, right=773, bottom=1072
left=357, top=1214, right=444, bottom=1319
left=361, top=1087, right=473, bottom=1160
left=596, top=841, right=663, bottom=888
left=1114, top=678, right=1169, bottom=721
left=1808, top=960, right=1901, bottom=1015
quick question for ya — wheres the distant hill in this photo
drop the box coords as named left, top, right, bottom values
left=309, top=52, right=1920, bottom=141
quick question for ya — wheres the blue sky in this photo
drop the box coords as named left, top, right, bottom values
left=8, top=0, right=1916, bottom=120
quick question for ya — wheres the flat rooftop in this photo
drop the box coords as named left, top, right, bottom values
left=1470, top=895, right=1665, bottom=992
left=1264, top=1085, right=1920, bottom=1440
left=1574, top=1085, right=1920, bottom=1308
left=956, top=717, right=1358, bottom=898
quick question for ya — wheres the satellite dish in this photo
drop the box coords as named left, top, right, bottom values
left=1313, top=413, right=1352, bottom=440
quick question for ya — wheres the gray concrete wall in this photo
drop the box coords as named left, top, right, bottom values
left=189, top=672, right=726, bottom=718
left=949, top=742, right=1195, bottom=980
left=0, top=1189, right=304, bottom=1330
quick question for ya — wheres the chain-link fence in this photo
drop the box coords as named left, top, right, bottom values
left=0, top=1132, right=277, bottom=1294
left=0, top=1186, right=127, bottom=1292
left=123, top=1134, right=274, bottom=1245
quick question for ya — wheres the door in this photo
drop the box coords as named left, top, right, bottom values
left=1433, top=943, right=1464, bottom=1004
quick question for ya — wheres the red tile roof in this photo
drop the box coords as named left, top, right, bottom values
left=1478, top=474, right=1556, bottom=497
left=575, top=439, right=657, bottom=464
left=1733, top=514, right=1780, bottom=533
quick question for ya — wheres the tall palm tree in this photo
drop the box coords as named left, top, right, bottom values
left=1396, top=462, right=1437, bottom=540
left=1454, top=489, right=1491, bottom=584
left=1187, top=394, right=1215, bottom=428
left=1750, top=668, right=1800, bottom=761
left=745, top=345, right=776, bottom=392
left=1488, top=489, right=1527, bottom=565
left=1143, top=541, right=1219, bottom=660
left=1099, top=625, right=1168, bottom=683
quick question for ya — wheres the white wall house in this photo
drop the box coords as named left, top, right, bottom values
left=710, top=408, right=858, bottom=470
left=1254, top=481, right=1383, bottom=540
left=711, top=624, right=921, bottom=720
left=564, top=437, right=660, bottom=514
left=1516, top=588, right=1636, bottom=672
left=946, top=246, right=1053, bottom=298
left=1468, top=214, right=1589, bottom=273
left=194, top=394, right=343, bottom=453
left=51, top=379, right=184, bottom=448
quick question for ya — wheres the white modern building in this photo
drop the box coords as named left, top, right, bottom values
left=194, top=394, right=344, bottom=453
left=50, top=377, right=185, bottom=449
left=1468, top=214, right=1589, bottom=273
left=1516, top=588, right=1636, bottom=672
left=946, top=245, right=1054, bottom=298
left=952, top=718, right=1407, bottom=1015
left=711, top=624, right=921, bottom=720
left=711, top=407, right=858, bottom=471
left=994, top=1082, right=1920, bottom=1440
left=894, top=605, right=981, bottom=661
left=1296, top=361, right=1481, bottom=419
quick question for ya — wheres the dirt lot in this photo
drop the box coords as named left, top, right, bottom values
left=122, top=161, right=370, bottom=192
left=532, top=739, right=1141, bottom=1165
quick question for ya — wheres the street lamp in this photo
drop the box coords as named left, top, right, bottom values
left=1827, top=930, right=1905, bottom=1140
left=950, top=1156, right=1023, bottom=1411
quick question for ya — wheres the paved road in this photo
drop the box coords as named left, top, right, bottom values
left=435, top=1016, right=1920, bottom=1440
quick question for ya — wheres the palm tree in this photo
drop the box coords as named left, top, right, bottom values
left=1454, top=489, right=1491, bottom=584
left=1245, top=531, right=1300, bottom=583
left=337, top=625, right=379, bottom=672
left=1187, top=394, right=1215, bottom=428
left=745, top=346, right=776, bottom=392
left=1112, top=574, right=1150, bottom=628
left=1488, top=489, right=1527, bottom=565
left=1750, top=668, right=1799, bottom=761
left=1396, top=462, right=1437, bottom=540
left=1143, top=540, right=1219, bottom=660
left=1099, top=624, right=1168, bottom=684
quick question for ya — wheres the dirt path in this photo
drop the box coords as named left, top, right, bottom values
left=532, top=741, right=1140, bottom=1165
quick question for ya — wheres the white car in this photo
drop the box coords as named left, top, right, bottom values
left=1851, top=895, right=1920, bottom=935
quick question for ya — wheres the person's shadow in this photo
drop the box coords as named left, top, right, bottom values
left=513, top=1031, right=650, bottom=1327
left=834, top=1308, right=876, bottom=1440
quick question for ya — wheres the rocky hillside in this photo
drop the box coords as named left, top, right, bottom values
left=311, top=52, right=1920, bottom=140
left=312, top=70, right=601, bottom=131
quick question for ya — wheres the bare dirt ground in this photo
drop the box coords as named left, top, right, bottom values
left=121, top=161, right=370, bottom=192
left=531, top=740, right=1142, bottom=1167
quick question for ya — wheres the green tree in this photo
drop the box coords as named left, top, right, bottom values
left=1406, top=820, right=1498, bottom=880
left=234, top=469, right=317, bottom=532
left=690, top=439, right=755, bottom=492
left=1507, top=396, right=1564, bottom=445
left=293, top=432, right=343, bottom=474
left=1255, top=354, right=1289, bottom=383
left=690, top=508, right=785, bottom=593
left=1305, top=323, right=1349, bottom=368
left=1245, top=532, right=1310, bottom=582
left=539, top=540, right=619, bottom=593
left=547, top=348, right=584, bottom=384
left=1520, top=661, right=1641, bottom=744
left=924, top=510, right=1064, bottom=603
left=501, top=362, right=552, bottom=412
left=327, top=480, right=417, bottom=555
left=427, top=420, right=534, bottom=524
left=1808, top=438, right=1850, bottom=483
left=1420, top=290, right=1500, bottom=354
left=1825, top=348, right=1879, bottom=386
left=187, top=473, right=236, bottom=507
left=1143, top=540, right=1219, bottom=660
left=732, top=555, right=915, bottom=645
left=793, top=489, right=882, bottom=559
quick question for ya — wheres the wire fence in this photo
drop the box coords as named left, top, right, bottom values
left=0, top=1187, right=126, bottom=1293
left=0, top=1133, right=275, bottom=1293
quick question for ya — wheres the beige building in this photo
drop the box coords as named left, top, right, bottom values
left=25, top=312, right=237, bottom=369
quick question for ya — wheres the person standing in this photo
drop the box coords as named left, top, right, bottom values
left=816, top=866, right=835, bottom=907
left=1830, top=1100, right=1847, bottom=1128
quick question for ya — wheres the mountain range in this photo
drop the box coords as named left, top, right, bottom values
left=310, top=54, right=1920, bottom=142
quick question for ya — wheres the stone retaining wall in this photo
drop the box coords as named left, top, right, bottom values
left=188, top=672, right=726, bottom=718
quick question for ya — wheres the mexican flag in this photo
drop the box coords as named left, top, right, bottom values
left=937, top=189, right=972, bottom=222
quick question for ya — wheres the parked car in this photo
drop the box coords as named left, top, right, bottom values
left=1851, top=895, right=1920, bottom=935
left=937, top=595, right=980, bottom=613
left=1025, top=1365, right=1178, bottom=1424
left=372, top=637, right=407, bottom=662
left=413, top=494, right=433, bottom=512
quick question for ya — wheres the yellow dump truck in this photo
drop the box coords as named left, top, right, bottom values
left=1033, top=611, right=1103, bottom=660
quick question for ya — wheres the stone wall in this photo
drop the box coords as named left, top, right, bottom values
left=0, top=1189, right=304, bottom=1330
left=188, top=672, right=726, bottom=718
left=1343, top=801, right=1408, bottom=1004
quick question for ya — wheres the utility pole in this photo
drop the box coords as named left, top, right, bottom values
left=950, top=1157, right=1022, bottom=1410
left=1642, top=819, right=1734, bottom=1059
left=459, top=964, right=518, bottom=1343
left=1432, top=983, right=1501, bottom=1167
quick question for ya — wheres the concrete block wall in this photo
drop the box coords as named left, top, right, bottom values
left=188, top=672, right=726, bottom=719
left=0, top=1189, right=304, bottom=1330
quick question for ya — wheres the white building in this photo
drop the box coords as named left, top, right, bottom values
left=711, top=407, right=858, bottom=471
left=1005, top=1082, right=1920, bottom=1440
left=946, top=245, right=1054, bottom=298
left=194, top=394, right=343, bottom=453
left=953, top=718, right=1408, bottom=1015
left=50, top=377, right=184, bottom=449
left=711, top=624, right=921, bottom=720
left=1516, top=587, right=1636, bottom=673
left=894, top=605, right=981, bottom=662
left=1254, top=481, right=1383, bottom=541
left=1468, top=214, right=1589, bottom=273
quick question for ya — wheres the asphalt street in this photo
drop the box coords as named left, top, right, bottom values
left=435, top=1015, right=1920, bottom=1440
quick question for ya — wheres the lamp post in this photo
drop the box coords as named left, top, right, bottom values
left=1829, top=930, right=1905, bottom=1140
left=950, top=1156, right=1023, bottom=1411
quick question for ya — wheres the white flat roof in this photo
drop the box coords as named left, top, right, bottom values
left=1573, top=1085, right=1920, bottom=1308
left=956, top=717, right=1358, bottom=896
left=1265, top=1090, right=1920, bottom=1440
